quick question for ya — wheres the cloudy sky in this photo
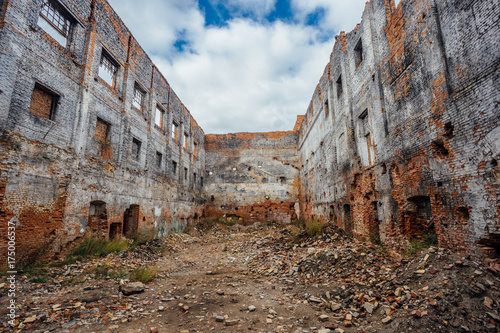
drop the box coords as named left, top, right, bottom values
left=107, top=0, right=367, bottom=134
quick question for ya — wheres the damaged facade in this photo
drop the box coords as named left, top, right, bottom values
left=0, top=0, right=499, bottom=262
left=297, top=0, right=500, bottom=253
left=0, top=0, right=205, bottom=262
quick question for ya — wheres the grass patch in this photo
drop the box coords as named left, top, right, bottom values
left=305, top=220, right=323, bottom=237
left=72, top=237, right=129, bottom=258
left=131, top=266, right=157, bottom=283
left=402, top=234, right=438, bottom=257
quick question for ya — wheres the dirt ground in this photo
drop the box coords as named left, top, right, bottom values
left=1, top=222, right=499, bottom=333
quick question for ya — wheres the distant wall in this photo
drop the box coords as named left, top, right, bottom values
left=205, top=132, right=300, bottom=224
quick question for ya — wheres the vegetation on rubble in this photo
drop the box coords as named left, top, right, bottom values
left=131, top=266, right=158, bottom=283
left=402, top=233, right=439, bottom=257
left=305, top=220, right=323, bottom=237
left=72, top=237, right=129, bottom=258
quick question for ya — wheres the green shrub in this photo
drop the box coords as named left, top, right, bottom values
left=72, top=237, right=129, bottom=258
left=305, top=220, right=323, bottom=237
left=131, top=266, right=157, bottom=283
left=402, top=233, right=438, bottom=257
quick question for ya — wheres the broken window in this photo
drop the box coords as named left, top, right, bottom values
left=336, top=75, right=343, bottom=98
left=131, top=138, right=141, bottom=160
left=30, top=83, right=58, bottom=120
left=95, top=118, right=110, bottom=144
left=201, top=176, right=204, bottom=187
left=324, top=99, right=329, bottom=118
left=132, top=84, right=145, bottom=111
left=99, top=50, right=117, bottom=88
left=155, top=105, right=165, bottom=130
left=193, top=173, right=197, bottom=186
left=171, top=122, right=179, bottom=141
left=184, top=167, right=188, bottom=181
left=184, top=133, right=189, bottom=150
left=354, top=38, right=364, bottom=67
left=38, top=0, right=71, bottom=46
left=156, top=151, right=162, bottom=168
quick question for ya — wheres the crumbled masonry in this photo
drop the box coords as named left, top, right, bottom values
left=1, top=0, right=499, bottom=265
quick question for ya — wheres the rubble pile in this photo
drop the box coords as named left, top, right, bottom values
left=0, top=224, right=498, bottom=332
left=244, top=224, right=500, bottom=332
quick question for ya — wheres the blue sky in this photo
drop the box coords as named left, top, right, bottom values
left=107, top=0, right=367, bottom=134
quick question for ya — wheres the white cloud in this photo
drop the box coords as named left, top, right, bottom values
left=291, top=0, right=368, bottom=32
left=107, top=0, right=366, bottom=133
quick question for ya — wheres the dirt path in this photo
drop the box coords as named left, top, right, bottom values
left=1, top=223, right=499, bottom=333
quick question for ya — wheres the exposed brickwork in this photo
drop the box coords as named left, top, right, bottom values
left=0, top=0, right=205, bottom=264
left=297, top=0, right=500, bottom=255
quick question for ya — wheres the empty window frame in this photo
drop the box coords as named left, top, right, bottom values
left=95, top=118, right=110, bottom=144
left=171, top=122, right=179, bottom=141
left=30, top=83, right=59, bottom=120
left=99, top=50, right=118, bottom=88
left=359, top=109, right=369, bottom=137
left=38, top=0, right=71, bottom=46
left=200, top=176, right=204, bottom=187
left=184, top=167, right=188, bottom=181
left=184, top=133, right=189, bottom=150
left=336, top=75, right=343, bottom=98
left=193, top=142, right=198, bottom=158
left=156, top=151, right=162, bottom=168
left=131, top=138, right=141, bottom=160
left=172, top=161, right=178, bottom=174
left=132, top=84, right=145, bottom=111
left=324, top=99, right=329, bottom=118
left=193, top=173, right=197, bottom=186
left=354, top=39, right=364, bottom=67
left=155, top=105, right=165, bottom=130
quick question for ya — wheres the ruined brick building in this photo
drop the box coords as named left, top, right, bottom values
left=0, top=0, right=499, bottom=263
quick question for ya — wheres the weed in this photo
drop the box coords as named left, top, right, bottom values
left=305, top=220, right=323, bottom=237
left=72, top=237, right=129, bottom=258
left=131, top=266, right=157, bottom=283
left=402, top=233, right=438, bottom=257
left=291, top=218, right=306, bottom=230
left=30, top=276, right=48, bottom=283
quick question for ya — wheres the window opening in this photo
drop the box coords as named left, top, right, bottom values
left=336, top=75, right=343, bottom=98
left=193, top=142, right=198, bottom=158
left=156, top=151, right=162, bottom=168
left=132, top=84, right=145, bottom=111
left=171, top=122, right=179, bottom=141
left=155, top=105, right=164, bottom=130
left=172, top=161, right=177, bottom=175
left=132, top=138, right=141, bottom=160
left=38, top=0, right=70, bottom=45
left=99, top=51, right=117, bottom=88
left=95, top=118, right=110, bottom=144
left=30, top=83, right=59, bottom=120
left=354, top=38, right=364, bottom=67
left=184, top=133, right=189, bottom=150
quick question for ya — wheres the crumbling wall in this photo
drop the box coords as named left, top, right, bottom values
left=205, top=131, right=300, bottom=224
left=298, top=0, right=500, bottom=254
left=0, top=0, right=205, bottom=262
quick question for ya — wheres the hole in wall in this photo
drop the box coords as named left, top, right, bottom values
left=492, top=159, right=498, bottom=167
left=456, top=206, right=470, bottom=221
left=431, top=139, right=449, bottom=158
left=437, top=181, right=443, bottom=187
left=444, top=122, right=454, bottom=138
left=381, top=163, right=387, bottom=175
